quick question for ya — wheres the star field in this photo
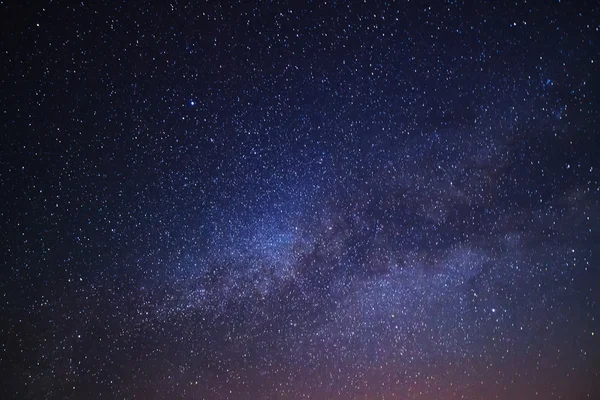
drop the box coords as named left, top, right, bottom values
left=1, top=1, right=599, bottom=399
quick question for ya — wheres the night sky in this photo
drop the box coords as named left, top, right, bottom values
left=1, top=1, right=599, bottom=399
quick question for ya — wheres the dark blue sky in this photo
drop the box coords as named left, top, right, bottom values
left=1, top=1, right=599, bottom=399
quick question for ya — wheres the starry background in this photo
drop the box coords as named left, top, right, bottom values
left=1, top=0, right=599, bottom=399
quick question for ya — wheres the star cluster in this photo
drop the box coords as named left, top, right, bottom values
left=1, top=1, right=599, bottom=399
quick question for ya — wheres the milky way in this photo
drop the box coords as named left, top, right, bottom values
left=1, top=1, right=599, bottom=399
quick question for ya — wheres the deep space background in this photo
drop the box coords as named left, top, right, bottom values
left=1, top=0, right=599, bottom=399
